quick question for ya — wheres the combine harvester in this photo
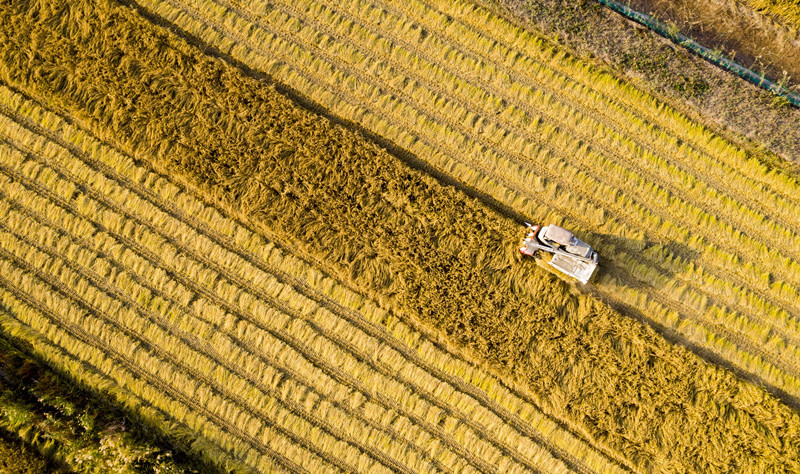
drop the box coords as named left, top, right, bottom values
left=520, top=224, right=600, bottom=284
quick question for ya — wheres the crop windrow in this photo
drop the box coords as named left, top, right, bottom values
left=1, top=0, right=798, bottom=472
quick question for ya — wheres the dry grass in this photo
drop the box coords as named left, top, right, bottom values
left=624, top=0, right=800, bottom=89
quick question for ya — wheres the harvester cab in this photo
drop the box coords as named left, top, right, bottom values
left=519, top=223, right=599, bottom=284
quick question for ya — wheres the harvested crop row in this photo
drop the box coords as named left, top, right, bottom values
left=129, top=0, right=800, bottom=399
left=1, top=0, right=798, bottom=471
left=743, top=0, right=800, bottom=31
left=0, top=84, right=606, bottom=472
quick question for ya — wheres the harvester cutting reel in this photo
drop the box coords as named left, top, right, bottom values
left=519, top=223, right=600, bottom=284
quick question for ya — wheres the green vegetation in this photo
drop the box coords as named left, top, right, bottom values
left=0, top=430, right=51, bottom=473
left=0, top=335, right=196, bottom=473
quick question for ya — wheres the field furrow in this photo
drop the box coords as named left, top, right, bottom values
left=0, top=83, right=618, bottom=472
left=131, top=0, right=800, bottom=400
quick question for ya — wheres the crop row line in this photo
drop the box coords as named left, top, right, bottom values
left=224, top=0, right=800, bottom=302
left=5, top=1, right=799, bottom=471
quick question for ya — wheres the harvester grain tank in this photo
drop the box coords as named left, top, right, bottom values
left=519, top=224, right=599, bottom=284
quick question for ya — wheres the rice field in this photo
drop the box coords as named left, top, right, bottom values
left=130, top=0, right=800, bottom=401
left=0, top=83, right=627, bottom=472
left=1, top=0, right=800, bottom=472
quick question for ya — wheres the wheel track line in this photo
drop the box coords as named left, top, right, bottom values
left=0, top=164, right=453, bottom=474
left=288, top=0, right=800, bottom=256
left=168, top=0, right=800, bottom=323
left=0, top=198, right=417, bottom=474
left=230, top=0, right=800, bottom=343
left=0, top=89, right=595, bottom=473
left=0, top=140, right=503, bottom=474
left=409, top=0, right=800, bottom=207
left=0, top=259, right=308, bottom=474
left=0, top=205, right=358, bottom=474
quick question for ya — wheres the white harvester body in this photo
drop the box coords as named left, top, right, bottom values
left=519, top=224, right=599, bottom=284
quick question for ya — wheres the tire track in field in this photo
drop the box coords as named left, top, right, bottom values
left=0, top=90, right=608, bottom=472
left=244, top=0, right=800, bottom=357
left=140, top=0, right=800, bottom=394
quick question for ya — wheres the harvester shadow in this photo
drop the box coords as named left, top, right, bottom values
left=575, top=232, right=800, bottom=412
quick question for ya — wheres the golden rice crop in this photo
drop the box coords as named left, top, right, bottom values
left=2, top=0, right=799, bottom=471
left=743, top=0, right=800, bottom=30
left=0, top=82, right=610, bottom=471
left=126, top=0, right=800, bottom=400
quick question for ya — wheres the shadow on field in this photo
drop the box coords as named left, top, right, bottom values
left=576, top=232, right=800, bottom=411
left=125, top=0, right=800, bottom=412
